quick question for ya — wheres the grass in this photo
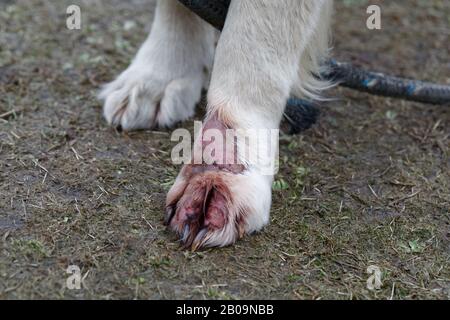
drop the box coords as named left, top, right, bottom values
left=0, top=0, right=449, bottom=299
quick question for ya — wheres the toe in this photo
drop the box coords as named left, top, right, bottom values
left=167, top=172, right=245, bottom=250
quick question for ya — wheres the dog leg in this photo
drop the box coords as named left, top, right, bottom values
left=100, top=0, right=216, bottom=130
left=166, top=0, right=332, bottom=249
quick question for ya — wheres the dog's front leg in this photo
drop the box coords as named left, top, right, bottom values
left=166, top=0, right=332, bottom=249
left=100, top=0, right=216, bottom=131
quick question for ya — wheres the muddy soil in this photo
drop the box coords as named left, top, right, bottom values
left=0, top=0, right=448, bottom=299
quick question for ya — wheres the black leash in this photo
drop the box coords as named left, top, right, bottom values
left=178, top=0, right=450, bottom=133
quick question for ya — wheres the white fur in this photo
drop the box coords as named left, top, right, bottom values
left=102, top=0, right=333, bottom=247
left=99, top=0, right=216, bottom=130
left=206, top=0, right=332, bottom=237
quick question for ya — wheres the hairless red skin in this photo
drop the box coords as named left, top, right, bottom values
left=165, top=115, right=246, bottom=250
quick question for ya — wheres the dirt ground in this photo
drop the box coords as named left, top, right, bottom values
left=0, top=0, right=449, bottom=299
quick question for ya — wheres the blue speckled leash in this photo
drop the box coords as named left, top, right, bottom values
left=178, top=0, right=450, bottom=133
left=325, top=60, right=450, bottom=105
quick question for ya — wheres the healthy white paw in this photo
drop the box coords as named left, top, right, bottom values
left=99, top=11, right=215, bottom=131
left=100, top=67, right=204, bottom=131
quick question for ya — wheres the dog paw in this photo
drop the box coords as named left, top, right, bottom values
left=165, top=165, right=272, bottom=250
left=100, top=71, right=203, bottom=131
left=99, top=16, right=214, bottom=131
left=164, top=115, right=275, bottom=249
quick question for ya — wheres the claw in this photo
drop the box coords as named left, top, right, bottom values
left=111, top=97, right=129, bottom=126
left=181, top=224, right=190, bottom=244
left=191, top=228, right=209, bottom=251
left=182, top=223, right=200, bottom=249
left=165, top=169, right=257, bottom=250
left=164, top=206, right=176, bottom=226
